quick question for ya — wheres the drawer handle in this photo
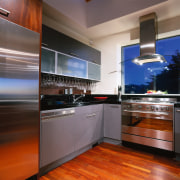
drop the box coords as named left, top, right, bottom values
left=0, top=7, right=10, bottom=17
left=86, top=113, right=96, bottom=118
left=176, top=110, right=180, bottom=112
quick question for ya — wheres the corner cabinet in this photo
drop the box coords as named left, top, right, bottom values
left=175, top=107, right=180, bottom=154
left=104, top=104, right=121, bottom=140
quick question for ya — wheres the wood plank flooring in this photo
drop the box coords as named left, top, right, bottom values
left=40, top=143, right=180, bottom=180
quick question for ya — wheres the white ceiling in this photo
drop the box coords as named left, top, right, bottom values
left=43, top=0, right=180, bottom=41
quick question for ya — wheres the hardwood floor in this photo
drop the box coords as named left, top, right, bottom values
left=40, top=143, right=180, bottom=180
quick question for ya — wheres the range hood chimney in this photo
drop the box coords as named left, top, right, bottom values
left=132, top=13, right=166, bottom=65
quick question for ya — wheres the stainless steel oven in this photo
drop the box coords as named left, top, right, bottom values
left=122, top=98, right=176, bottom=151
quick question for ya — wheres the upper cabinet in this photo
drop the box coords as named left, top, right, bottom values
left=88, top=62, right=101, bottom=81
left=0, top=0, right=42, bottom=33
left=42, top=24, right=101, bottom=65
left=57, top=53, right=87, bottom=79
left=41, top=48, right=55, bottom=74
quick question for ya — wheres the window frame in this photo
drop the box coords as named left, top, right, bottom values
left=121, top=34, right=180, bottom=95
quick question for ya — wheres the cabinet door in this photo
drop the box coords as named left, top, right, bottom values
left=42, top=24, right=101, bottom=64
left=88, top=62, right=101, bottom=81
left=57, top=53, right=87, bottom=78
left=0, top=0, right=42, bottom=33
left=175, top=108, right=180, bottom=153
left=104, top=104, right=121, bottom=140
left=41, top=48, right=55, bottom=73
left=40, top=115, right=76, bottom=167
left=74, top=105, right=103, bottom=151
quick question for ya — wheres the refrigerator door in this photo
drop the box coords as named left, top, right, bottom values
left=0, top=17, right=40, bottom=179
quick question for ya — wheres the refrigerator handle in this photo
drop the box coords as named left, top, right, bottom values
left=0, top=7, right=10, bottom=17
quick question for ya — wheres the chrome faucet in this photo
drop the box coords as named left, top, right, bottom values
left=73, top=94, right=85, bottom=103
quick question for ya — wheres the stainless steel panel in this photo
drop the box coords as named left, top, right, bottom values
left=122, top=102, right=174, bottom=120
left=41, top=109, right=75, bottom=120
left=122, top=125, right=173, bottom=141
left=0, top=17, right=39, bottom=180
left=175, top=108, right=180, bottom=153
left=140, top=13, right=156, bottom=56
left=122, top=133, right=173, bottom=151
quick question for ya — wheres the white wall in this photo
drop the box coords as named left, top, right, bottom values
left=91, top=31, right=135, bottom=94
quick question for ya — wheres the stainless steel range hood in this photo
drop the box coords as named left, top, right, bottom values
left=132, top=13, right=166, bottom=65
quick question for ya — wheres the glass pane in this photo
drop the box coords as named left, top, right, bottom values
left=88, top=62, right=101, bottom=81
left=41, top=48, right=55, bottom=73
left=122, top=36, right=180, bottom=94
left=57, top=53, right=87, bottom=78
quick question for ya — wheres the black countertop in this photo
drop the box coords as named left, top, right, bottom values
left=41, top=94, right=180, bottom=111
left=174, top=102, right=180, bottom=108
left=41, top=94, right=121, bottom=111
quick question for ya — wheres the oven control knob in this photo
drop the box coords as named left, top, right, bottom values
left=151, top=106, right=154, bottom=110
left=166, top=107, right=169, bottom=111
left=146, top=106, right=150, bottom=110
left=138, top=105, right=142, bottom=109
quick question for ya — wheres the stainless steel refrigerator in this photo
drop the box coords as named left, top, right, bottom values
left=0, top=17, right=40, bottom=179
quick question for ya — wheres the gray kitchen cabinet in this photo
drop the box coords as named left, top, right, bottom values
left=175, top=107, right=180, bottom=154
left=40, top=109, right=77, bottom=167
left=57, top=53, right=87, bottom=78
left=104, top=104, right=121, bottom=140
left=41, top=47, right=55, bottom=74
left=88, top=62, right=101, bottom=81
left=74, top=104, right=103, bottom=151
left=40, top=104, right=103, bottom=168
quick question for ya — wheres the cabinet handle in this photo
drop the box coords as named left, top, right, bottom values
left=69, top=52, right=79, bottom=57
left=86, top=113, right=96, bottom=118
left=0, top=7, right=10, bottom=17
left=41, top=43, right=48, bottom=47
left=176, top=110, right=180, bottom=112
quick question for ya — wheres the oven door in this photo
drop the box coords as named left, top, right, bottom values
left=121, top=103, right=174, bottom=151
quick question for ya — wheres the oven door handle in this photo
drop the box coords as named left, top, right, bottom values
left=123, top=109, right=169, bottom=115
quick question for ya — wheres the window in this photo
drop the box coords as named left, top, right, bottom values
left=122, top=36, right=180, bottom=94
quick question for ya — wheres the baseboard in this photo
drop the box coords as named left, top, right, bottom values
left=103, top=137, right=122, bottom=145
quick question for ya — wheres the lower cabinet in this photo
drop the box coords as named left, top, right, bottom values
left=74, top=105, right=103, bottom=151
left=40, top=111, right=78, bottom=167
left=40, top=104, right=103, bottom=168
left=175, top=107, right=180, bottom=154
left=104, top=104, right=121, bottom=140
